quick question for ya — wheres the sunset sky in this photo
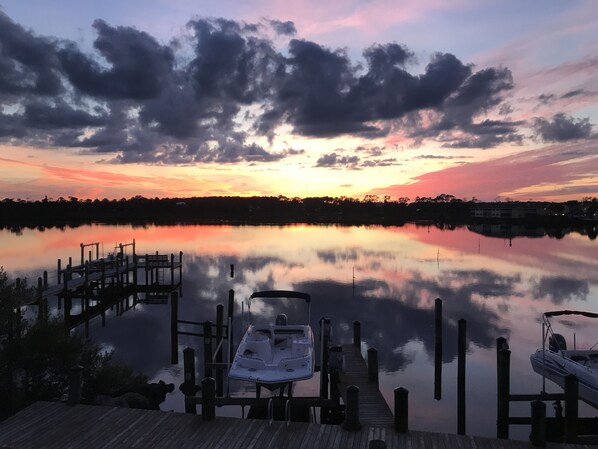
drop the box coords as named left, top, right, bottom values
left=0, top=0, right=596, bottom=201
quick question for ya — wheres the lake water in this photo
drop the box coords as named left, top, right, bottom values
left=2, top=222, right=597, bottom=439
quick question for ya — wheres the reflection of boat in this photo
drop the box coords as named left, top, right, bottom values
left=530, top=310, right=598, bottom=408
left=228, top=290, right=314, bottom=385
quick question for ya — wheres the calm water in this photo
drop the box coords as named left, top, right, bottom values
left=2, top=223, right=597, bottom=439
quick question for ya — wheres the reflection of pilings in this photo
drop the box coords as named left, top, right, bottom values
left=434, top=298, right=442, bottom=400
left=457, top=318, right=466, bottom=435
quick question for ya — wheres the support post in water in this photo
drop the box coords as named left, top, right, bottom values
left=216, top=304, right=224, bottom=397
left=353, top=320, right=361, bottom=348
left=394, top=387, right=409, bottom=433
left=457, top=318, right=466, bottom=435
left=228, top=289, right=234, bottom=363
left=497, top=344, right=511, bottom=439
left=170, top=291, right=179, bottom=364
left=203, top=321, right=213, bottom=379
left=342, top=385, right=362, bottom=430
left=202, top=377, right=216, bottom=420
left=530, top=400, right=546, bottom=447
left=434, top=298, right=442, bottom=400
left=564, top=374, right=579, bottom=444
left=182, top=347, right=197, bottom=414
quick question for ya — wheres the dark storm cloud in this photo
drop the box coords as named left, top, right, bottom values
left=58, top=20, right=175, bottom=100
left=533, top=113, right=593, bottom=142
left=0, top=11, right=62, bottom=98
left=0, top=10, right=538, bottom=164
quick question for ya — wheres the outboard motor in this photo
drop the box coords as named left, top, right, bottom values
left=549, top=333, right=567, bottom=352
left=275, top=313, right=288, bottom=325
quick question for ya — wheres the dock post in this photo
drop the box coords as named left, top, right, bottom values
left=319, top=318, right=330, bottom=399
left=530, top=400, right=546, bottom=447
left=367, top=347, right=379, bottom=385
left=203, top=321, right=213, bottom=379
left=67, top=365, right=84, bottom=405
left=497, top=345, right=511, bottom=439
left=342, top=385, right=362, bottom=430
left=182, top=347, right=197, bottom=414
left=43, top=270, right=48, bottom=289
left=564, top=374, right=578, bottom=443
left=228, top=290, right=234, bottom=363
left=170, top=254, right=175, bottom=286
left=457, top=318, right=466, bottom=435
left=434, top=298, right=442, bottom=400
left=170, top=292, right=179, bottom=364
left=394, top=387, right=409, bottom=433
left=80, top=243, right=84, bottom=266
left=202, top=377, right=216, bottom=420
left=230, top=264, right=234, bottom=278
left=216, top=304, right=224, bottom=397
left=57, top=259, right=62, bottom=284
left=353, top=320, right=361, bottom=348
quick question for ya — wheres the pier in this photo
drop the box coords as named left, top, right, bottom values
left=0, top=401, right=594, bottom=449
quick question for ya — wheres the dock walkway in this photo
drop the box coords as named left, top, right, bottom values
left=0, top=401, right=591, bottom=449
left=339, top=343, right=395, bottom=427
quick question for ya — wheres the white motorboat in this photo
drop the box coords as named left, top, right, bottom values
left=228, top=290, right=315, bottom=386
left=530, top=310, right=598, bottom=408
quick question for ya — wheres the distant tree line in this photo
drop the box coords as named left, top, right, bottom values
left=0, top=194, right=596, bottom=230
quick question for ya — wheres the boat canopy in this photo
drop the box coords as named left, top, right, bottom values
left=544, top=310, right=598, bottom=319
left=250, top=290, right=311, bottom=303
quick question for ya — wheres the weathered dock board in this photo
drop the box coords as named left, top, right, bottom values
left=339, top=343, right=395, bottom=427
left=0, top=402, right=592, bottom=449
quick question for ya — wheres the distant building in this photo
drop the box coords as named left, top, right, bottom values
left=470, top=202, right=548, bottom=219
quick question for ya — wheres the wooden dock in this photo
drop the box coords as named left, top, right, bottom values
left=339, top=344, right=395, bottom=427
left=0, top=401, right=592, bottom=449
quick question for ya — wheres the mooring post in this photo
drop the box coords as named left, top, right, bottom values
left=319, top=318, right=330, bottom=399
left=182, top=347, right=197, bottom=414
left=367, top=347, right=379, bottom=385
left=394, top=387, right=409, bottom=433
left=203, top=321, right=213, bottom=379
left=216, top=304, right=224, bottom=397
left=228, top=289, right=234, bottom=363
left=497, top=345, right=511, bottom=439
left=530, top=400, right=546, bottom=447
left=230, top=264, right=234, bottom=278
left=170, top=292, right=179, bottom=364
left=80, top=243, right=84, bottom=266
left=67, top=365, right=84, bottom=405
left=43, top=270, right=48, bottom=289
left=564, top=374, right=578, bottom=444
left=353, top=320, right=361, bottom=348
left=457, top=318, right=466, bottom=435
left=342, top=385, right=361, bottom=430
left=202, top=377, right=216, bottom=420
left=170, top=254, right=175, bottom=285
left=434, top=298, right=442, bottom=400
left=57, top=259, right=62, bottom=284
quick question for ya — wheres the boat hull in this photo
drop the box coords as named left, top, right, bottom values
left=530, top=349, right=598, bottom=409
left=229, top=324, right=315, bottom=385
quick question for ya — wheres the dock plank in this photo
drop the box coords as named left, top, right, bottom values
left=0, top=402, right=595, bottom=449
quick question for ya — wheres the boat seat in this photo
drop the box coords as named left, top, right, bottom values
left=242, top=332, right=272, bottom=362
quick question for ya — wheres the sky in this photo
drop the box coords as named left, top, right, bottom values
left=0, top=0, right=597, bottom=202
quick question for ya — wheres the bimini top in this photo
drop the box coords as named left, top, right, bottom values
left=250, top=290, right=311, bottom=303
left=544, top=310, right=598, bottom=319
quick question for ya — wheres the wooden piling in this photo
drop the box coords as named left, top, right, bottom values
left=434, top=298, right=442, bottom=400
left=457, top=318, right=466, bottom=435
left=564, top=374, right=579, bottom=443
left=203, top=321, right=213, bottom=379
left=353, top=320, right=361, bottom=348
left=216, top=304, right=224, bottom=397
left=342, top=385, right=361, bottom=430
left=367, top=347, right=379, bottom=385
left=497, top=345, right=511, bottom=439
left=202, top=377, right=216, bottom=420
left=170, top=292, right=179, bottom=364
left=67, top=365, right=84, bottom=405
left=228, top=290, right=234, bottom=363
left=394, top=387, right=409, bottom=433
left=230, top=264, right=234, bottom=278
left=183, top=347, right=197, bottom=414
left=57, top=259, right=62, bottom=284
left=319, top=318, right=331, bottom=399
left=530, top=400, right=546, bottom=447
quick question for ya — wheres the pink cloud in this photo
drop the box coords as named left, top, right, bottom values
left=367, top=140, right=598, bottom=201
